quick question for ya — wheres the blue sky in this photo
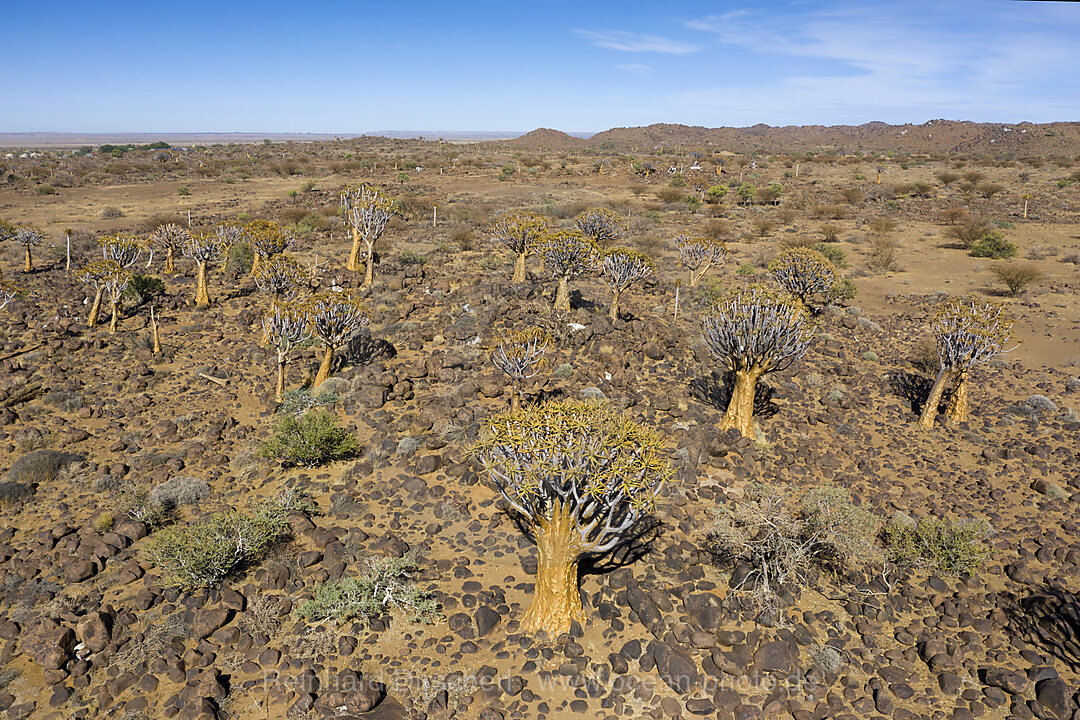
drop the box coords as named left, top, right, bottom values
left=3, top=0, right=1078, bottom=132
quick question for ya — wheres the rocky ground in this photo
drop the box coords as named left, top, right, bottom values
left=0, top=140, right=1077, bottom=720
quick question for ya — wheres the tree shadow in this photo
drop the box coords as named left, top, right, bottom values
left=342, top=331, right=396, bottom=367
left=1001, top=586, right=1080, bottom=672
left=886, top=369, right=955, bottom=414
left=689, top=370, right=778, bottom=419
left=569, top=289, right=597, bottom=311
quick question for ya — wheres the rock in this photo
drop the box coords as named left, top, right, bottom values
left=982, top=667, right=1027, bottom=695
left=22, top=619, right=75, bottom=670
left=314, top=669, right=385, bottom=716
left=76, top=611, right=112, bottom=653
left=650, top=641, right=698, bottom=693
left=1034, top=678, right=1073, bottom=718
left=684, top=593, right=724, bottom=630
left=474, top=606, right=500, bottom=638
left=64, top=560, right=96, bottom=583
left=193, top=609, right=232, bottom=640
left=753, top=639, right=794, bottom=674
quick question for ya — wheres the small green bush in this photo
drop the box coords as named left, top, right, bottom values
left=123, top=274, right=166, bottom=307
left=36, top=185, right=57, bottom=196
left=279, top=388, right=338, bottom=418
left=261, top=409, right=359, bottom=467
left=693, top=278, right=725, bottom=308
left=225, top=242, right=255, bottom=279
left=177, top=186, right=191, bottom=196
left=399, top=250, right=428, bottom=266
left=825, top=278, right=858, bottom=304
left=969, top=232, right=1017, bottom=259
left=885, top=514, right=992, bottom=576
left=815, top=243, right=847, bottom=268
left=736, top=263, right=756, bottom=276
left=297, top=556, right=441, bottom=624
left=146, top=505, right=290, bottom=590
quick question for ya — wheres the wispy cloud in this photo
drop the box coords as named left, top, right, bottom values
left=573, top=29, right=699, bottom=55
left=616, top=63, right=652, bottom=75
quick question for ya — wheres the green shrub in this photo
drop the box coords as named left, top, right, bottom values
left=706, top=185, right=729, bottom=202
left=146, top=505, right=290, bottom=590
left=825, top=278, right=858, bottom=304
left=261, top=409, right=359, bottom=467
left=969, top=232, right=1017, bottom=259
left=693, top=278, right=725, bottom=308
left=123, top=274, right=166, bottom=307
left=885, top=514, right=992, bottom=576
left=177, top=186, right=191, bottom=196
left=399, top=250, right=428, bottom=266
left=296, top=556, right=441, bottom=624
left=225, top=241, right=255, bottom=278
left=36, top=185, right=57, bottom=196
left=815, top=243, right=847, bottom=268
left=278, top=387, right=338, bottom=418
left=736, top=263, right=756, bottom=276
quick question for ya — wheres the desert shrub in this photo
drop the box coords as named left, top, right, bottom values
left=969, top=233, right=1017, bottom=259
left=7, top=450, right=84, bottom=485
left=936, top=170, right=960, bottom=186
left=93, top=513, right=115, bottom=533
left=884, top=513, right=992, bottom=577
left=225, top=242, right=255, bottom=279
left=706, top=484, right=879, bottom=614
left=819, top=224, right=841, bottom=242
left=814, top=243, right=847, bottom=268
left=867, top=217, right=896, bottom=236
left=693, top=277, right=725, bottom=308
left=702, top=219, right=730, bottom=240
left=122, top=274, right=166, bottom=307
left=944, top=217, right=994, bottom=248
left=296, top=555, right=441, bottom=624
left=261, top=409, right=359, bottom=467
left=866, top=236, right=901, bottom=272
left=825, top=278, right=858, bottom=304
left=977, top=182, right=1004, bottom=199
left=279, top=387, right=338, bottom=418
left=837, top=187, right=864, bottom=204
left=451, top=228, right=475, bottom=250
left=989, top=262, right=1044, bottom=296
left=655, top=187, right=685, bottom=203
left=100, top=206, right=124, bottom=219
left=736, top=263, right=756, bottom=276
left=705, top=185, right=728, bottom=203
left=398, top=250, right=428, bottom=266
left=750, top=215, right=775, bottom=237
left=910, top=180, right=932, bottom=198
left=146, top=505, right=291, bottom=590
left=43, top=390, right=85, bottom=412
left=149, top=476, right=211, bottom=511
left=0, top=481, right=34, bottom=507
left=36, top=185, right=57, bottom=196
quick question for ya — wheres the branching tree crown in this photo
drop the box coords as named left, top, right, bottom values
left=14, top=225, right=43, bottom=273
left=575, top=208, right=626, bottom=248
left=304, top=291, right=370, bottom=387
left=675, top=234, right=727, bottom=287
left=768, top=247, right=837, bottom=303
left=341, top=184, right=394, bottom=279
left=931, top=295, right=1014, bottom=372
left=598, top=248, right=654, bottom=320
left=253, top=254, right=307, bottom=308
left=244, top=220, right=294, bottom=271
left=184, top=231, right=225, bottom=309
left=470, top=400, right=671, bottom=634
left=490, top=328, right=551, bottom=410
left=99, top=234, right=143, bottom=268
left=540, top=231, right=596, bottom=280
left=263, top=302, right=311, bottom=401
left=492, top=210, right=549, bottom=282
left=148, top=223, right=189, bottom=273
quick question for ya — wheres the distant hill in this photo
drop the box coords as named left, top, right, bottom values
left=507, top=128, right=586, bottom=151
left=577, top=120, right=1080, bottom=157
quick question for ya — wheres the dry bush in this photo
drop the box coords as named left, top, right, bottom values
left=655, top=187, right=686, bottom=203
left=819, top=224, right=842, bottom=242
left=866, top=236, right=901, bottom=273
left=811, top=204, right=848, bottom=220
left=751, top=215, right=776, bottom=238
left=140, top=213, right=186, bottom=233
left=777, top=207, right=797, bottom=225
left=936, top=170, right=961, bottom=186
left=867, top=217, right=897, bottom=236
left=837, top=187, right=864, bottom=205
left=944, top=217, right=994, bottom=248
left=941, top=206, right=969, bottom=224
left=279, top=207, right=308, bottom=225
left=779, top=235, right=819, bottom=250
left=988, top=262, right=1045, bottom=297
left=548, top=201, right=590, bottom=220
left=702, top=219, right=731, bottom=240
left=977, top=182, right=1004, bottom=199
left=962, top=170, right=985, bottom=184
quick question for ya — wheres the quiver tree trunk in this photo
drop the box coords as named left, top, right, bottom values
left=164, top=247, right=175, bottom=274
left=521, top=502, right=585, bottom=636
left=313, top=345, right=334, bottom=389
left=688, top=269, right=699, bottom=287
left=152, top=319, right=161, bottom=355
left=719, top=368, right=762, bottom=439
left=250, top=252, right=262, bottom=277
left=346, top=228, right=362, bottom=272
left=275, top=356, right=287, bottom=402
left=510, top=379, right=522, bottom=412
left=87, top=288, right=104, bottom=328
left=23, top=246, right=32, bottom=273
left=195, top=261, right=211, bottom=309
left=945, top=370, right=969, bottom=423
left=363, top=244, right=375, bottom=287
left=108, top=297, right=120, bottom=333
left=609, top=289, right=621, bottom=321
left=554, top=276, right=571, bottom=311
left=918, top=368, right=951, bottom=430
left=513, top=252, right=527, bottom=283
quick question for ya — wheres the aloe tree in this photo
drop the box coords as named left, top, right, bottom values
left=675, top=235, right=727, bottom=287
left=184, top=231, right=224, bottom=309
left=597, top=248, right=653, bottom=320
left=305, top=291, right=369, bottom=388
left=253, top=254, right=307, bottom=312
left=575, top=207, right=625, bottom=249
left=14, top=226, right=43, bottom=273
left=263, top=303, right=311, bottom=402
left=768, top=247, right=837, bottom=306
left=341, top=184, right=393, bottom=284
left=149, top=223, right=189, bottom=274
left=539, top=231, right=596, bottom=311
left=491, top=211, right=549, bottom=283
left=244, top=220, right=294, bottom=276
left=489, top=328, right=551, bottom=411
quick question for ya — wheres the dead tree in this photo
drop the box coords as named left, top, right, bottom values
left=244, top=220, right=293, bottom=276
left=184, top=232, right=224, bottom=309
left=0, top=281, right=17, bottom=310
left=262, top=303, right=311, bottom=402
left=341, top=184, right=393, bottom=285
left=540, top=231, right=597, bottom=312
left=598, top=248, right=654, bottom=320
left=149, top=223, right=189, bottom=274
left=918, top=296, right=1014, bottom=429
left=305, top=291, right=369, bottom=388
left=470, top=400, right=670, bottom=636
left=575, top=208, right=626, bottom=249
left=491, top=211, right=549, bottom=283
left=768, top=247, right=837, bottom=305
left=676, top=235, right=727, bottom=287
left=701, top=286, right=815, bottom=438
left=489, top=328, right=551, bottom=411
left=14, top=226, right=43, bottom=273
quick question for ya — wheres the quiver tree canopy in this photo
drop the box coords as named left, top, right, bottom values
left=768, top=247, right=837, bottom=303
left=598, top=248, right=654, bottom=319
left=304, top=290, right=369, bottom=388
left=701, top=285, right=815, bottom=437
left=675, top=234, right=727, bottom=287
left=263, top=302, right=311, bottom=402
left=244, top=220, right=294, bottom=273
left=340, top=184, right=394, bottom=279
left=491, top=210, right=549, bottom=283
left=540, top=231, right=597, bottom=311
left=575, top=207, right=626, bottom=248
left=99, top=234, right=143, bottom=268
left=14, top=225, right=43, bottom=272
left=253, top=254, right=307, bottom=308
left=149, top=223, right=189, bottom=274
left=489, top=328, right=551, bottom=410
left=470, top=399, right=670, bottom=636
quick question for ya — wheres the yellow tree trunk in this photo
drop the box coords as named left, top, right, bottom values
left=510, top=379, right=522, bottom=412
left=88, top=288, right=104, bottom=328
left=108, top=297, right=120, bottom=334
left=164, top=247, right=175, bottom=274
left=250, top=252, right=262, bottom=276
left=313, top=345, right=334, bottom=388
left=275, top=358, right=287, bottom=402
left=521, top=503, right=585, bottom=636
left=346, top=228, right=362, bottom=272
left=609, top=289, right=621, bottom=321
left=945, top=370, right=969, bottom=423
left=363, top=243, right=375, bottom=287
left=688, top=269, right=699, bottom=288
left=719, top=368, right=761, bottom=439
left=23, top=246, right=32, bottom=273
left=554, top=277, right=570, bottom=311
left=152, top=320, right=162, bottom=355
left=917, top=369, right=951, bottom=430
left=195, top=261, right=211, bottom=309
left=513, top=252, right=527, bottom=283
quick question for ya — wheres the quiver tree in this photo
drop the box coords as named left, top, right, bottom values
left=0, top=280, right=16, bottom=311
left=598, top=248, right=654, bottom=320
left=183, top=231, right=224, bottom=309
left=100, top=261, right=130, bottom=333
left=491, top=210, right=549, bottom=283
left=489, top=328, right=551, bottom=411
left=768, top=247, right=837, bottom=306
left=539, top=231, right=597, bottom=311
left=341, top=184, right=394, bottom=284
left=244, top=220, right=293, bottom=275
left=470, top=400, right=671, bottom=636
left=675, top=234, right=727, bottom=287
left=917, top=296, right=1014, bottom=429
left=100, top=234, right=142, bottom=268
left=701, top=286, right=815, bottom=438
left=14, top=226, right=43, bottom=273
left=78, top=261, right=113, bottom=328
left=253, top=254, right=307, bottom=311
left=263, top=303, right=311, bottom=402
left=575, top=208, right=626, bottom=249
left=148, top=223, right=189, bottom=274
left=304, top=291, right=369, bottom=388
